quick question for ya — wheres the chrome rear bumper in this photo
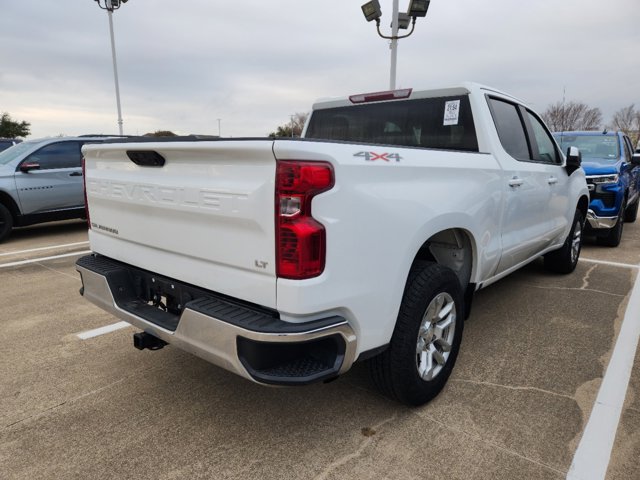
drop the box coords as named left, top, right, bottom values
left=76, top=254, right=357, bottom=386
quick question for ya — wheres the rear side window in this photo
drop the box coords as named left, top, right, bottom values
left=305, top=95, right=479, bottom=152
left=23, top=141, right=82, bottom=170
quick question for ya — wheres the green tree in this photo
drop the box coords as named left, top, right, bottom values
left=269, top=112, right=308, bottom=138
left=0, top=112, right=31, bottom=138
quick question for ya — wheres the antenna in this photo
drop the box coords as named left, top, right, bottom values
left=561, top=86, right=566, bottom=132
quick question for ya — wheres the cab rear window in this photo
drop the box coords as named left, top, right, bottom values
left=305, top=95, right=478, bottom=152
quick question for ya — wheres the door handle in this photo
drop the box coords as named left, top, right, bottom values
left=548, top=176, right=558, bottom=185
left=69, top=171, right=83, bottom=177
left=508, top=177, right=524, bottom=188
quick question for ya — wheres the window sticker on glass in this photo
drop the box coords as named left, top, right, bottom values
left=443, top=100, right=460, bottom=126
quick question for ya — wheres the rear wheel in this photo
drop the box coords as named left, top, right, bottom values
left=544, top=209, right=583, bottom=273
left=369, top=262, right=464, bottom=406
left=0, top=203, right=13, bottom=243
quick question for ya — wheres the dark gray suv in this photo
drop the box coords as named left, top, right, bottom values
left=0, top=136, right=117, bottom=242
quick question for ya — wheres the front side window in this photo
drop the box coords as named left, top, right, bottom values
left=526, top=111, right=559, bottom=164
left=305, top=95, right=479, bottom=152
left=487, top=98, right=530, bottom=160
left=22, top=141, right=82, bottom=170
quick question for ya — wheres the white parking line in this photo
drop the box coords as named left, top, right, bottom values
left=0, top=250, right=91, bottom=268
left=580, top=257, right=639, bottom=269
left=0, top=241, right=89, bottom=257
left=76, top=321, right=131, bottom=340
left=567, top=265, right=640, bottom=480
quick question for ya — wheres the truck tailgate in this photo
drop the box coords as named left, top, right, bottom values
left=82, top=140, right=277, bottom=309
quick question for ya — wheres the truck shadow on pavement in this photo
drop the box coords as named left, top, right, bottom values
left=5, top=220, right=87, bottom=245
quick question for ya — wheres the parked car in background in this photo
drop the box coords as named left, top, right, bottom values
left=0, top=136, right=122, bottom=242
left=553, top=131, right=640, bottom=247
left=0, top=138, right=23, bottom=152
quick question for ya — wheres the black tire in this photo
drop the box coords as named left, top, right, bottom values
left=369, top=262, right=464, bottom=406
left=544, top=209, right=584, bottom=274
left=624, top=198, right=638, bottom=223
left=597, top=206, right=624, bottom=248
left=0, top=203, right=13, bottom=243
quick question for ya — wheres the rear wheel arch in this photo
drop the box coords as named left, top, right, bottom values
left=410, top=228, right=475, bottom=293
left=407, top=228, right=476, bottom=319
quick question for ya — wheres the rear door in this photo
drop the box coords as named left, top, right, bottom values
left=14, top=140, right=84, bottom=214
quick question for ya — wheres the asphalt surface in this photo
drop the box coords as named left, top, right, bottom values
left=1, top=220, right=639, bottom=480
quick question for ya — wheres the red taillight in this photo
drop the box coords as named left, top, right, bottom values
left=82, top=156, right=90, bottom=229
left=276, top=161, right=334, bottom=279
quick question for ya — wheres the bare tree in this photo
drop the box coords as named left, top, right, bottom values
left=611, top=104, right=640, bottom=145
left=541, top=101, right=602, bottom=132
left=612, top=104, right=635, bottom=131
left=269, top=112, right=309, bottom=138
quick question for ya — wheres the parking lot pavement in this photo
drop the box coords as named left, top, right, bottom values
left=0, top=220, right=88, bottom=264
left=607, top=344, right=640, bottom=480
left=1, top=223, right=639, bottom=479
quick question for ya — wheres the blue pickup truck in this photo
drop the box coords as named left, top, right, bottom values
left=553, top=131, right=640, bottom=246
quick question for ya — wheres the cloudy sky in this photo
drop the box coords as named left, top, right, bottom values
left=1, top=0, right=638, bottom=138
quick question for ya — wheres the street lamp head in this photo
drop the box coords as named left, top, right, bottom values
left=93, top=0, right=128, bottom=11
left=408, top=0, right=430, bottom=18
left=361, top=0, right=382, bottom=22
left=395, top=13, right=411, bottom=30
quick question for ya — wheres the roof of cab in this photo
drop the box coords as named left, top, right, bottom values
left=311, top=82, right=526, bottom=111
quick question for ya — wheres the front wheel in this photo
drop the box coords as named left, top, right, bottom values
left=0, top=203, right=13, bottom=243
left=544, top=209, right=584, bottom=274
left=597, top=205, right=624, bottom=248
left=369, top=262, right=464, bottom=406
left=624, top=198, right=638, bottom=223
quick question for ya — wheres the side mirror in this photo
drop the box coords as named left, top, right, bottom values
left=632, top=153, right=640, bottom=166
left=19, top=162, right=41, bottom=173
left=565, top=146, right=582, bottom=175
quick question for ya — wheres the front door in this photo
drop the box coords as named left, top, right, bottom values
left=14, top=141, right=84, bottom=215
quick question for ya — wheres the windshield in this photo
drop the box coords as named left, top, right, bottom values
left=554, top=134, right=620, bottom=160
left=0, top=140, right=41, bottom=165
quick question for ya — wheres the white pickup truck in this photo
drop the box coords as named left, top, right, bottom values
left=77, top=83, right=589, bottom=406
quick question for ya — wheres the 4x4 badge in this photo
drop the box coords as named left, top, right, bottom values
left=354, top=151, right=401, bottom=162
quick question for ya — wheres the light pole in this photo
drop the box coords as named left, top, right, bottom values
left=361, top=0, right=431, bottom=90
left=217, top=118, right=221, bottom=137
left=92, top=0, right=129, bottom=135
